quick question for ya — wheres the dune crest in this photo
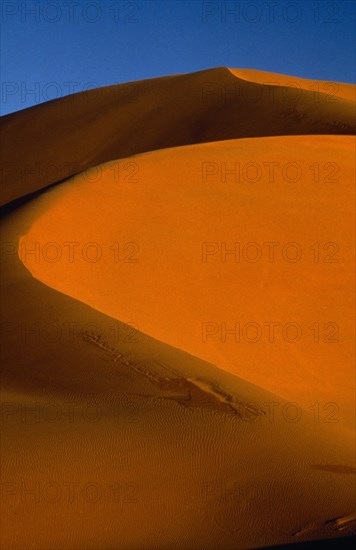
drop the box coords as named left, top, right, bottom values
left=1, top=67, right=355, bottom=206
left=227, top=68, right=356, bottom=101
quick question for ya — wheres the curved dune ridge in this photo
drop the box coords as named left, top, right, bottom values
left=1, top=66, right=355, bottom=206
left=1, top=68, right=356, bottom=549
left=19, top=134, right=356, bottom=427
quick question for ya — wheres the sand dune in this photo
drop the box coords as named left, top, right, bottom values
left=1, top=67, right=355, bottom=206
left=18, top=134, right=356, bottom=428
left=1, top=68, right=355, bottom=549
left=1, top=191, right=356, bottom=549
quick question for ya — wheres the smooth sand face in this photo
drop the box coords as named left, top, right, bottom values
left=1, top=68, right=356, bottom=549
left=20, top=135, right=355, bottom=427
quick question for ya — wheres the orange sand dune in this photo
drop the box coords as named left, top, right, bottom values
left=1, top=67, right=355, bottom=206
left=20, top=134, right=356, bottom=428
left=1, top=179, right=356, bottom=549
left=1, top=68, right=356, bottom=549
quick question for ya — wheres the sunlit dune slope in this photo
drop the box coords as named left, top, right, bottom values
left=229, top=68, right=356, bottom=101
left=1, top=67, right=355, bottom=206
left=1, top=185, right=356, bottom=549
left=19, top=134, right=355, bottom=428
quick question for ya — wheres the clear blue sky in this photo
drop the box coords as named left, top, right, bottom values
left=1, top=0, right=355, bottom=115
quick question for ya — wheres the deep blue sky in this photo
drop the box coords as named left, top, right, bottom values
left=1, top=0, right=355, bottom=115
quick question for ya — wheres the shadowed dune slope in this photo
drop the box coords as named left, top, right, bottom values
left=1, top=67, right=355, bottom=206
